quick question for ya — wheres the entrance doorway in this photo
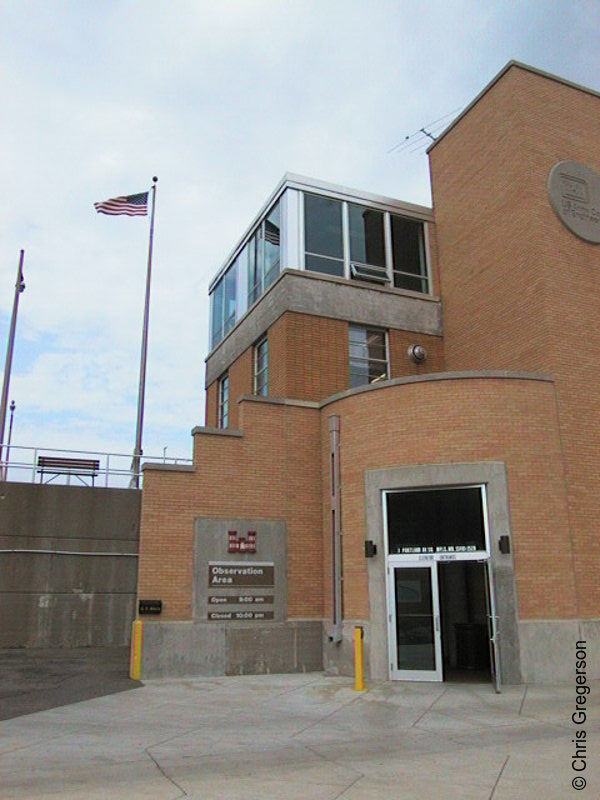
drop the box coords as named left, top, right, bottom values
left=384, top=486, right=501, bottom=689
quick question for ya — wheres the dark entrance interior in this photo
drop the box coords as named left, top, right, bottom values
left=438, top=561, right=490, bottom=681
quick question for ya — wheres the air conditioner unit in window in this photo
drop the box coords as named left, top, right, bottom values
left=350, top=262, right=389, bottom=285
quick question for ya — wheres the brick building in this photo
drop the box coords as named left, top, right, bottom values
left=136, top=62, right=600, bottom=686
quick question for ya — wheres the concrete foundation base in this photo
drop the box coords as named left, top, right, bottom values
left=140, top=620, right=323, bottom=679
left=323, top=620, right=370, bottom=678
left=518, top=619, right=600, bottom=683
left=140, top=617, right=600, bottom=684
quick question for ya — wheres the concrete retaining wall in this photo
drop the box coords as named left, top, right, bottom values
left=0, top=481, right=140, bottom=647
left=140, top=620, right=323, bottom=678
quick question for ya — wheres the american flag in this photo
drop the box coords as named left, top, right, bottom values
left=94, top=192, right=148, bottom=216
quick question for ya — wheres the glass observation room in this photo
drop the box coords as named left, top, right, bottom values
left=209, top=175, right=432, bottom=350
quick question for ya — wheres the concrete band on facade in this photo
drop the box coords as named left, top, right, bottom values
left=205, top=269, right=442, bottom=386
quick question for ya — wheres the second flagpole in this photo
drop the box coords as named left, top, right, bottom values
left=130, top=176, right=158, bottom=489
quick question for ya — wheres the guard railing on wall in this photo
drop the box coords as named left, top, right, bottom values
left=0, top=445, right=192, bottom=488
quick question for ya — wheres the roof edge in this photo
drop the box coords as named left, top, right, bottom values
left=428, top=61, right=600, bottom=153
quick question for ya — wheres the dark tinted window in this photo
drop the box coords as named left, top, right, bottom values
left=387, top=488, right=485, bottom=554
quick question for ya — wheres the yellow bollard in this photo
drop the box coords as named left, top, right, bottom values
left=353, top=625, right=366, bottom=691
left=130, top=619, right=143, bottom=680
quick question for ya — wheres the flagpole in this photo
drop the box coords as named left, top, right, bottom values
left=130, top=177, right=158, bottom=489
left=0, top=250, right=25, bottom=481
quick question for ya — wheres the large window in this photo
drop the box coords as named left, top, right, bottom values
left=254, top=336, right=268, bottom=396
left=248, top=201, right=281, bottom=306
left=304, top=193, right=428, bottom=292
left=349, top=203, right=386, bottom=283
left=218, top=373, right=229, bottom=428
left=211, top=199, right=280, bottom=350
left=211, top=261, right=237, bottom=349
left=391, top=215, right=427, bottom=292
left=304, top=194, right=344, bottom=277
left=349, top=325, right=388, bottom=388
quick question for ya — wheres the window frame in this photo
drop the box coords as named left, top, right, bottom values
left=210, top=196, right=283, bottom=351
left=254, top=336, right=269, bottom=397
left=302, top=192, right=430, bottom=294
left=218, top=372, right=230, bottom=429
left=348, top=324, right=389, bottom=388
left=247, top=199, right=281, bottom=308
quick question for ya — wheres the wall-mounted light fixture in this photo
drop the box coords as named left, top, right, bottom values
left=498, top=535, right=511, bottom=555
left=408, top=344, right=428, bottom=364
left=364, top=540, right=377, bottom=558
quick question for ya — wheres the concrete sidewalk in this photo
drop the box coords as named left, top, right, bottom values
left=1, top=673, right=598, bottom=799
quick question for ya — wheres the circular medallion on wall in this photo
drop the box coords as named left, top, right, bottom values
left=547, top=160, right=600, bottom=244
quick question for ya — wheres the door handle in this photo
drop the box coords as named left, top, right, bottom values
left=435, top=615, right=440, bottom=632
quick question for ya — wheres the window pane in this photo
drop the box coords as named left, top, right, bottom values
left=304, top=194, right=343, bottom=262
left=304, top=254, right=344, bottom=277
left=211, top=280, right=224, bottom=349
left=391, top=216, right=427, bottom=290
left=349, top=204, right=385, bottom=267
left=223, top=263, right=237, bottom=336
left=394, top=273, right=428, bottom=293
left=264, top=201, right=280, bottom=289
left=218, top=374, right=229, bottom=428
left=349, top=325, right=388, bottom=388
left=247, top=234, right=262, bottom=306
left=254, top=338, right=268, bottom=396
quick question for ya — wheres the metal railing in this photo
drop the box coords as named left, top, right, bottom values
left=0, top=444, right=193, bottom=488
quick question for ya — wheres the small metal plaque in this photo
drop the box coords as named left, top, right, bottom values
left=139, top=599, right=162, bottom=615
left=548, top=161, right=600, bottom=244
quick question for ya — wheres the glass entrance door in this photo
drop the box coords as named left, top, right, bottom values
left=388, top=562, right=442, bottom=681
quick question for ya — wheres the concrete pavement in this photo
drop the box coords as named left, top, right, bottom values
left=1, top=672, right=598, bottom=799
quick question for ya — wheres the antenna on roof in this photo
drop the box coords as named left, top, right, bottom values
left=388, top=107, right=463, bottom=155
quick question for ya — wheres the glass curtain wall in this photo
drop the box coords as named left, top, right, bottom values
left=211, top=199, right=281, bottom=350
left=209, top=185, right=430, bottom=353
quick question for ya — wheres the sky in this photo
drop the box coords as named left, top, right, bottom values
left=1, top=0, right=599, bottom=474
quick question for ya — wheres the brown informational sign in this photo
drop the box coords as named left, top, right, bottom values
left=208, top=595, right=274, bottom=605
left=208, top=562, right=274, bottom=588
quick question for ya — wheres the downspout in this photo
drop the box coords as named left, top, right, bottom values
left=328, top=415, right=343, bottom=643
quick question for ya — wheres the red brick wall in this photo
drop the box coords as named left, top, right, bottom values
left=139, top=399, right=323, bottom=620
left=205, top=311, right=445, bottom=418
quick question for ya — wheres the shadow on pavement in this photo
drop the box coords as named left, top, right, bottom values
left=0, top=647, right=142, bottom=721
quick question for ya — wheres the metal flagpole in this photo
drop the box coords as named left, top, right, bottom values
left=130, top=178, right=158, bottom=489
left=0, top=250, right=25, bottom=481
